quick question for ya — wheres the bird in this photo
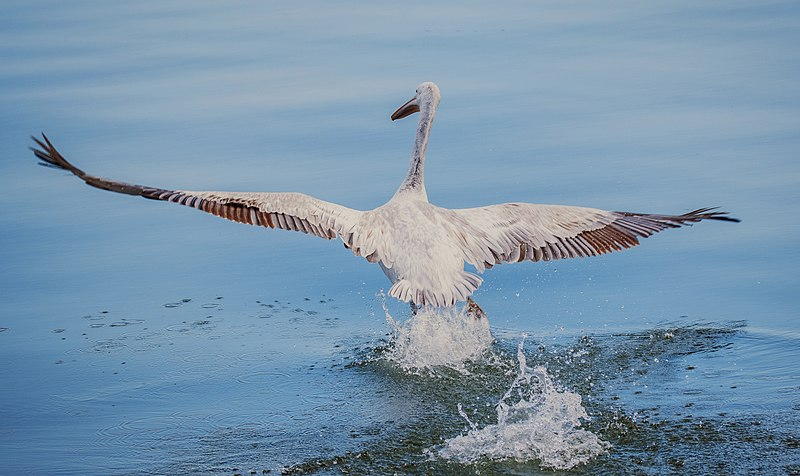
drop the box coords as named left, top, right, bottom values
left=30, top=81, right=738, bottom=317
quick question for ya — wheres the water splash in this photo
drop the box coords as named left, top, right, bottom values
left=438, top=337, right=610, bottom=470
left=380, top=293, right=493, bottom=373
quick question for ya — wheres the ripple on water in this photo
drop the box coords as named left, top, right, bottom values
left=181, top=352, right=227, bottom=364
left=209, top=411, right=294, bottom=429
left=95, top=413, right=198, bottom=453
left=163, top=298, right=192, bottom=308
left=82, top=314, right=105, bottom=321
left=234, top=368, right=292, bottom=385
left=166, top=319, right=216, bottom=333
left=109, top=319, right=144, bottom=327
left=235, top=350, right=285, bottom=362
left=91, top=339, right=127, bottom=353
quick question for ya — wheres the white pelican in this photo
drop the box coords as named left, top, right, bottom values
left=30, top=82, right=738, bottom=316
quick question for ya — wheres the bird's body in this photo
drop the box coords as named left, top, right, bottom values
left=370, top=196, right=483, bottom=307
left=30, top=82, right=738, bottom=312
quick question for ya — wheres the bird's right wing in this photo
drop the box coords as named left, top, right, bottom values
left=30, top=134, right=364, bottom=242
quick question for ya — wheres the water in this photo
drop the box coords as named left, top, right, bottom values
left=382, top=296, right=494, bottom=373
left=439, top=338, right=610, bottom=470
left=2, top=0, right=799, bottom=474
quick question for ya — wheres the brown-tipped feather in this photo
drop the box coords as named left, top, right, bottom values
left=29, top=133, right=340, bottom=240
left=487, top=207, right=740, bottom=267
left=29, top=132, right=738, bottom=306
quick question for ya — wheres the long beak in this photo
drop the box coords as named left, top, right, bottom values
left=391, top=96, right=420, bottom=121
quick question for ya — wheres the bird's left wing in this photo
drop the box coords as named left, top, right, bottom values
left=30, top=134, right=363, bottom=240
left=448, top=202, right=738, bottom=272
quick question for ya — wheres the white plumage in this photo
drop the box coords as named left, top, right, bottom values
left=30, top=82, right=738, bottom=312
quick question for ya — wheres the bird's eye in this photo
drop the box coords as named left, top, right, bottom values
left=415, top=89, right=419, bottom=93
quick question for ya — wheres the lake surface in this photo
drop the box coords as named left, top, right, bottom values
left=1, top=1, right=799, bottom=474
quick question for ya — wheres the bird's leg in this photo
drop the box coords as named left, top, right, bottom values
left=466, top=297, right=486, bottom=319
left=410, top=302, right=419, bottom=316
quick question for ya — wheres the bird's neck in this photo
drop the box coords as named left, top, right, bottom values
left=394, top=102, right=435, bottom=201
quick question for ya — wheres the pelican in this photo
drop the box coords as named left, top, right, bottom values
left=30, top=82, right=738, bottom=317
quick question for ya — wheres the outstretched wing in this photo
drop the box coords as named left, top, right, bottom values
left=30, top=133, right=363, bottom=241
left=449, top=202, right=739, bottom=272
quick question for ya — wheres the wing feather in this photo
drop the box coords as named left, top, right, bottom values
left=30, top=133, right=363, bottom=243
left=450, top=202, right=738, bottom=270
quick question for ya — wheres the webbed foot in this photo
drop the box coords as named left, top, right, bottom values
left=467, top=297, right=486, bottom=319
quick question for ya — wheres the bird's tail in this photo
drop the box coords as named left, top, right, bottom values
left=388, top=272, right=482, bottom=308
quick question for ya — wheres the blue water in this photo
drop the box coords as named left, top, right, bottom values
left=1, top=1, right=799, bottom=474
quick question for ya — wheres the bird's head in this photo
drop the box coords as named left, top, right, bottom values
left=391, top=82, right=441, bottom=121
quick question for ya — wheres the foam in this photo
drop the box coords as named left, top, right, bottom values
left=381, top=297, right=493, bottom=373
left=438, top=338, right=610, bottom=470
